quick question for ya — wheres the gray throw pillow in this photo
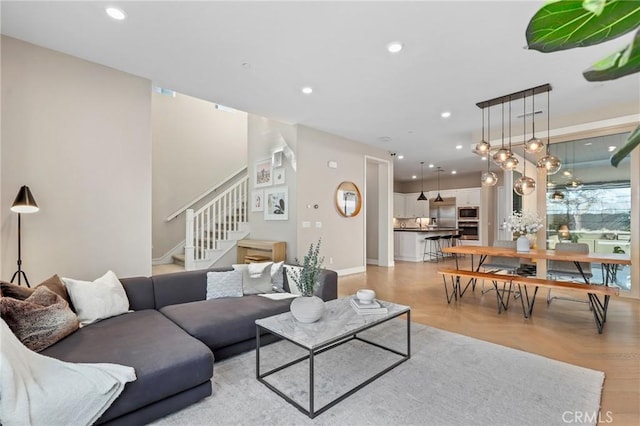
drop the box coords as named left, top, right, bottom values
left=232, top=264, right=273, bottom=295
left=271, top=261, right=285, bottom=292
left=206, top=270, right=243, bottom=299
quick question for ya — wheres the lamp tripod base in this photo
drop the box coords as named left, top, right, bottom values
left=10, top=269, right=30, bottom=288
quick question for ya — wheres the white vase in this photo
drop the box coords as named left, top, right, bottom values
left=290, top=295, right=325, bottom=323
left=516, top=235, right=531, bottom=253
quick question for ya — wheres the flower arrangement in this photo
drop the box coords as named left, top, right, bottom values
left=505, top=210, right=544, bottom=236
left=290, top=239, right=325, bottom=297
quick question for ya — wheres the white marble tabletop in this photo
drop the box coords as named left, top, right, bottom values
left=256, top=297, right=410, bottom=350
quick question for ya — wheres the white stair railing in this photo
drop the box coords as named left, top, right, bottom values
left=185, top=176, right=248, bottom=270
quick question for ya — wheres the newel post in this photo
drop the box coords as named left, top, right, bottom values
left=185, top=209, right=195, bottom=271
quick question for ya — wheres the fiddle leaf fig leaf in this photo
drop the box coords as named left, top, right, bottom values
left=584, top=29, right=640, bottom=80
left=582, top=0, right=606, bottom=16
left=610, top=124, right=640, bottom=167
left=526, top=0, right=640, bottom=52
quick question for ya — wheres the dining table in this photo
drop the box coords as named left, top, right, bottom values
left=440, top=245, right=631, bottom=333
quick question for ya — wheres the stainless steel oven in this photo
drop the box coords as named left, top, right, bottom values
left=458, top=206, right=479, bottom=221
left=458, top=221, right=479, bottom=240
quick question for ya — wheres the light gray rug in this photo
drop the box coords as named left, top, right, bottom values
left=154, top=321, right=604, bottom=426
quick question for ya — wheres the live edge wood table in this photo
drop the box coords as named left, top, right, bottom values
left=439, top=245, right=631, bottom=333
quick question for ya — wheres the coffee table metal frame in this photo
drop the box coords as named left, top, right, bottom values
left=255, top=305, right=410, bottom=419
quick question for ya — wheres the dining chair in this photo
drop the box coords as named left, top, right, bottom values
left=480, top=240, right=520, bottom=294
left=547, top=242, right=593, bottom=305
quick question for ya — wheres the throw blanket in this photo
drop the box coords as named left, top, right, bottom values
left=0, top=319, right=136, bottom=426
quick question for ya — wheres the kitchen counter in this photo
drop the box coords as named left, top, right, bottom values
left=393, top=228, right=460, bottom=262
left=394, top=227, right=458, bottom=233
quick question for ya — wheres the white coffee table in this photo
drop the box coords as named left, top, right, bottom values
left=255, top=296, right=411, bottom=418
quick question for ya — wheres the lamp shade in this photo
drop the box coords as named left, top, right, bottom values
left=11, top=185, right=39, bottom=214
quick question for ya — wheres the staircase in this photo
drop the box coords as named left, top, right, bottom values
left=172, top=175, right=249, bottom=270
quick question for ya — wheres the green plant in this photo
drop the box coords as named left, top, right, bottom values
left=290, top=239, right=325, bottom=297
left=613, top=246, right=626, bottom=254
left=526, top=0, right=640, bottom=167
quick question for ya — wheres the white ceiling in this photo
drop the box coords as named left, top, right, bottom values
left=2, top=1, right=638, bottom=181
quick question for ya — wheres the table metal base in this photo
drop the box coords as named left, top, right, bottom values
left=256, top=310, right=411, bottom=418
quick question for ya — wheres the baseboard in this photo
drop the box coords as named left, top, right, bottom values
left=335, top=266, right=367, bottom=276
left=366, top=258, right=379, bottom=265
left=152, top=241, right=185, bottom=265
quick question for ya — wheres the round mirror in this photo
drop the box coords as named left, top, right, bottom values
left=335, top=181, right=362, bottom=217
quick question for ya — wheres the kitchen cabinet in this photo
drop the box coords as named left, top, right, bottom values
left=457, top=187, right=481, bottom=206
left=393, top=193, right=406, bottom=218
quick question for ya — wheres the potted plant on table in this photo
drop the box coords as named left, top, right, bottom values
left=289, top=239, right=325, bottom=323
left=506, top=210, right=544, bottom=253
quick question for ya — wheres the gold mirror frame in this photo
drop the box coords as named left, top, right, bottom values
left=335, top=181, right=362, bottom=217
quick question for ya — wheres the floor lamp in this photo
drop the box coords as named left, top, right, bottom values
left=10, top=185, right=39, bottom=287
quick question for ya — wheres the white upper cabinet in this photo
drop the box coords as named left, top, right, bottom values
left=456, top=187, right=481, bottom=206
left=393, top=192, right=406, bottom=218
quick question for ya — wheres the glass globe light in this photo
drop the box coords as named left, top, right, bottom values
left=492, top=148, right=510, bottom=165
left=481, top=171, right=498, bottom=186
left=514, top=176, right=536, bottom=196
left=537, top=154, right=562, bottom=175
left=565, top=178, right=583, bottom=191
left=476, top=140, right=490, bottom=154
left=501, top=154, right=519, bottom=170
left=525, top=136, right=544, bottom=154
left=551, top=190, right=565, bottom=200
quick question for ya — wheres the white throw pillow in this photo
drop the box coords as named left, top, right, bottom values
left=62, top=270, right=130, bottom=326
left=232, top=264, right=273, bottom=295
left=285, top=266, right=303, bottom=295
left=206, top=270, right=243, bottom=299
left=271, top=261, right=285, bottom=292
left=247, top=261, right=273, bottom=278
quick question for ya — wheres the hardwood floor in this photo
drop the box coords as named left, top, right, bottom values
left=339, top=258, right=640, bottom=425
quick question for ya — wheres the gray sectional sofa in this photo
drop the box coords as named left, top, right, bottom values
left=40, top=266, right=338, bottom=425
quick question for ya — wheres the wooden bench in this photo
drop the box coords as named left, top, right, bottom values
left=438, top=268, right=620, bottom=334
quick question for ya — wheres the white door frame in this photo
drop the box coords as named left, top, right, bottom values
left=364, top=155, right=393, bottom=267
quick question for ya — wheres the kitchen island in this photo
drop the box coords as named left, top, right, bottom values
left=394, top=228, right=459, bottom=262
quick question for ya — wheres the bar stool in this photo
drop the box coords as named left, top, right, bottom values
left=423, top=236, right=442, bottom=262
left=451, top=233, right=462, bottom=258
left=440, top=234, right=453, bottom=258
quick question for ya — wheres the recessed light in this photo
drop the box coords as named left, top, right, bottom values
left=481, top=156, right=487, bottom=161
left=301, top=87, right=313, bottom=95
left=584, top=142, right=592, bottom=146
left=377, top=136, right=392, bottom=143
left=455, top=144, right=463, bottom=150
left=106, top=7, right=126, bottom=20
left=412, top=175, right=417, bottom=179
left=563, top=170, right=573, bottom=177
left=428, top=164, right=434, bottom=168
left=387, top=41, right=403, bottom=53
left=441, top=111, right=452, bottom=119
left=451, top=170, right=457, bottom=175
left=397, top=155, right=404, bottom=160
left=608, top=145, right=616, bottom=152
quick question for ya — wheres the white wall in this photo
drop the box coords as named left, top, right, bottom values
left=246, top=114, right=298, bottom=261
left=152, top=92, right=247, bottom=259
left=1, top=36, right=152, bottom=282
left=366, top=162, right=379, bottom=263
left=296, top=125, right=391, bottom=274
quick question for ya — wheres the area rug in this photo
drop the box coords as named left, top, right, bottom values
left=153, top=320, right=604, bottom=426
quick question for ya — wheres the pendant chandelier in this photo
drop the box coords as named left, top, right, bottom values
left=432, top=167, right=444, bottom=203
left=417, top=161, right=428, bottom=201
left=481, top=105, right=498, bottom=186
left=524, top=89, right=544, bottom=154
left=476, top=84, right=552, bottom=192
left=475, top=106, right=490, bottom=154
left=536, top=90, right=562, bottom=175
left=492, top=101, right=510, bottom=166
left=501, top=97, right=519, bottom=171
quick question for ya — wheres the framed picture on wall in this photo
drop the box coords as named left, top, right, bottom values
left=273, top=167, right=285, bottom=185
left=254, top=158, right=272, bottom=188
left=264, top=186, right=288, bottom=220
left=251, top=190, right=264, bottom=212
